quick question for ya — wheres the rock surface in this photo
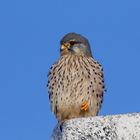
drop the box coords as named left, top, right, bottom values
left=51, top=113, right=140, bottom=140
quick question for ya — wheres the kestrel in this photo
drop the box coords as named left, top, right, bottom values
left=47, top=33, right=105, bottom=122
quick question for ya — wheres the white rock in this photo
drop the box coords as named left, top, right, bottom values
left=51, top=113, right=140, bottom=140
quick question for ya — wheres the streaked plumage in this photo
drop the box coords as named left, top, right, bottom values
left=48, top=33, right=105, bottom=122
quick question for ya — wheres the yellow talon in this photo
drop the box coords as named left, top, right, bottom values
left=81, top=101, right=89, bottom=111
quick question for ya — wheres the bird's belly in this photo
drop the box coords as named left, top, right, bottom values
left=55, top=74, right=98, bottom=120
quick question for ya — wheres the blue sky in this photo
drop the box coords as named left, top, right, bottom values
left=0, top=0, right=140, bottom=139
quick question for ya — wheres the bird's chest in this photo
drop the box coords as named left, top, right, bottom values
left=56, top=60, right=92, bottom=97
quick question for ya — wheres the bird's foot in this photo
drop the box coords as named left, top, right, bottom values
left=81, top=101, right=89, bottom=111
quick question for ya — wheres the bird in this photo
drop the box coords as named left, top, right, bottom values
left=47, top=32, right=105, bottom=122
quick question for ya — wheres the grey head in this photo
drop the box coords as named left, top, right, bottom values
left=60, top=32, right=92, bottom=57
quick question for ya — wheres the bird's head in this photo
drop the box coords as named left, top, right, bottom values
left=60, top=33, right=92, bottom=57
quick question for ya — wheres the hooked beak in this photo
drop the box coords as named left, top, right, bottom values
left=60, top=43, right=71, bottom=51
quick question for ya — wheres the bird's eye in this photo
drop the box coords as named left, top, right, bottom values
left=69, top=41, right=75, bottom=46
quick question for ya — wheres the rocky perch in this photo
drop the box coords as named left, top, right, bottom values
left=51, top=113, right=140, bottom=140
